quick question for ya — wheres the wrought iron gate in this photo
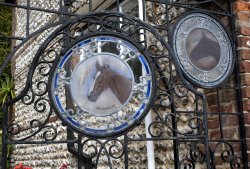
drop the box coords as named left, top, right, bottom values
left=0, top=0, right=248, bottom=168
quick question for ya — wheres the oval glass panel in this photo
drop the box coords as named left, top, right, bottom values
left=172, top=12, right=234, bottom=88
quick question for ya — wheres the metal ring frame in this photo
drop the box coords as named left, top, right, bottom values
left=49, top=34, right=156, bottom=138
left=171, top=12, right=234, bottom=88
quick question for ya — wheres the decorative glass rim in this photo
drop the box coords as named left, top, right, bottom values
left=171, top=12, right=234, bottom=88
left=49, top=35, right=155, bottom=137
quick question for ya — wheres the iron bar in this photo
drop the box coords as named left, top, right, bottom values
left=1, top=106, right=8, bottom=169
left=124, top=134, right=129, bottom=169
left=228, top=0, right=249, bottom=168
left=203, top=97, right=211, bottom=169
left=216, top=88, right=224, bottom=139
left=89, top=0, right=92, bottom=12
left=0, top=2, right=80, bottom=16
left=7, top=140, right=78, bottom=144
left=0, top=35, right=24, bottom=41
left=26, top=0, right=30, bottom=37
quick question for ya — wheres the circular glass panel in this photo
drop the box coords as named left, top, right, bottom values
left=172, top=13, right=234, bottom=88
left=50, top=36, right=155, bottom=137
left=70, top=53, right=133, bottom=116
left=185, top=28, right=220, bottom=71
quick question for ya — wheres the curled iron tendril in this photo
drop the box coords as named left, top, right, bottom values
left=42, top=125, right=58, bottom=141
left=148, top=114, right=204, bottom=137
left=179, top=158, right=195, bottom=169
left=81, top=138, right=125, bottom=166
left=190, top=142, right=205, bottom=163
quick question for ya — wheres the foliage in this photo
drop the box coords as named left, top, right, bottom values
left=0, top=41, right=11, bottom=75
left=6, top=144, right=13, bottom=168
left=0, top=4, right=13, bottom=169
left=0, top=133, right=13, bottom=169
left=0, top=74, right=14, bottom=122
left=0, top=5, right=12, bottom=75
left=0, top=75, right=15, bottom=167
left=0, top=0, right=16, bottom=3
left=0, top=3, right=13, bottom=120
left=0, top=74, right=15, bottom=104
left=0, top=5, right=12, bottom=37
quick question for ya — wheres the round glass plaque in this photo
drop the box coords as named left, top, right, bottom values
left=70, top=53, right=133, bottom=116
left=50, top=36, right=155, bottom=137
left=172, top=12, right=234, bottom=88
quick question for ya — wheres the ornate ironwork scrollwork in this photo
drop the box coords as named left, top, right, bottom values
left=0, top=1, right=245, bottom=167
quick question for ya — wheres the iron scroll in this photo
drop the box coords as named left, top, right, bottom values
left=0, top=0, right=248, bottom=168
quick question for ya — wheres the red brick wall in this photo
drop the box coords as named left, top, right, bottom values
left=234, top=0, right=250, bottom=164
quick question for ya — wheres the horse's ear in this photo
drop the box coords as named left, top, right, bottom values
left=96, top=61, right=101, bottom=70
left=96, top=57, right=104, bottom=70
left=201, top=30, right=209, bottom=42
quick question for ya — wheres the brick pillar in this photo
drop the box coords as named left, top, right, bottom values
left=234, top=0, right=250, bottom=165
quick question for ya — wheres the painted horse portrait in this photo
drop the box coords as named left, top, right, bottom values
left=187, top=29, right=220, bottom=71
left=88, top=59, right=132, bottom=104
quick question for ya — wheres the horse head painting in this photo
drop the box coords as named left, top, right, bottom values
left=186, top=29, right=220, bottom=71
left=88, top=59, right=132, bottom=105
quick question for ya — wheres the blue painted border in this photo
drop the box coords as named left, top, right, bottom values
left=59, top=50, right=72, bottom=68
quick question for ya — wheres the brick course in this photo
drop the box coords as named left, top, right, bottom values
left=239, top=49, right=250, bottom=60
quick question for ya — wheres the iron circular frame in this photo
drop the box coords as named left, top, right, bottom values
left=171, top=12, right=235, bottom=88
left=48, top=32, right=156, bottom=138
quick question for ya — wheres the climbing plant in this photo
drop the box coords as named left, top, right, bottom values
left=0, top=74, right=15, bottom=104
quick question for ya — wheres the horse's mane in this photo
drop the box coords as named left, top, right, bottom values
left=111, top=72, right=132, bottom=104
